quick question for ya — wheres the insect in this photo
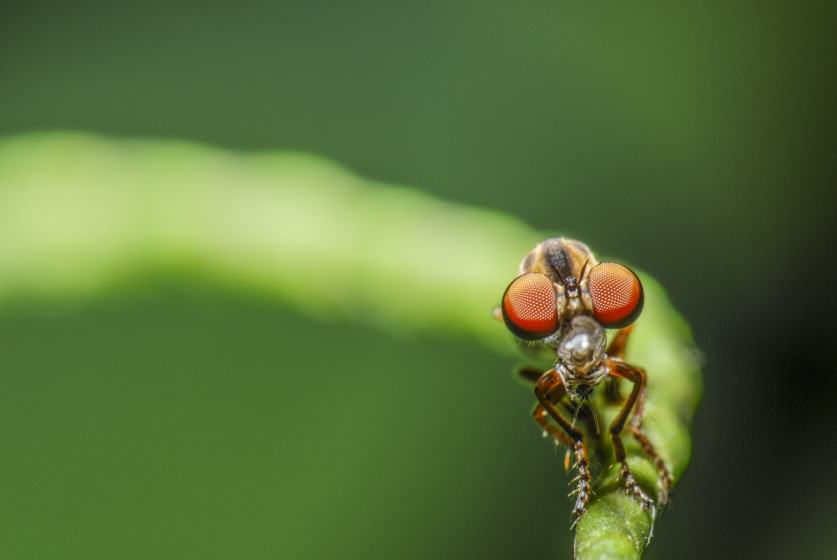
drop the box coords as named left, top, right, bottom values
left=497, top=237, right=671, bottom=523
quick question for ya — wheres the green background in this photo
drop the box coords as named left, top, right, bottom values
left=1, top=1, right=835, bottom=558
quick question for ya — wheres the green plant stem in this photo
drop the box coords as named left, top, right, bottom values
left=0, top=132, right=701, bottom=559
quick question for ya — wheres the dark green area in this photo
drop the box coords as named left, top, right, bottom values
left=1, top=1, right=836, bottom=558
left=0, top=289, right=561, bottom=559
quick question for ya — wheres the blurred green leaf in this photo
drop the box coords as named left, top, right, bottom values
left=0, top=133, right=701, bottom=559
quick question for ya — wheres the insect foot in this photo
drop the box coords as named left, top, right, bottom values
left=619, top=463, right=655, bottom=511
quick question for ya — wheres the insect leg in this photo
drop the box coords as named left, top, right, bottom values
left=524, top=367, right=597, bottom=469
left=534, top=370, right=592, bottom=521
left=606, top=360, right=656, bottom=512
left=533, top=404, right=574, bottom=472
left=603, top=325, right=633, bottom=403
left=623, top=365, right=672, bottom=505
left=516, top=365, right=545, bottom=385
left=606, top=325, right=634, bottom=358
left=526, top=368, right=574, bottom=450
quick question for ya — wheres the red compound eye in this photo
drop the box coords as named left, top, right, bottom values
left=501, top=272, right=559, bottom=340
left=588, top=263, right=644, bottom=328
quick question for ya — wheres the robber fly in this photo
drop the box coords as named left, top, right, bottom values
left=497, top=238, right=671, bottom=522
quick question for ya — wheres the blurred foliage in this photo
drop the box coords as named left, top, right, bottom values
left=0, top=133, right=537, bottom=347
left=0, top=134, right=700, bottom=558
left=1, top=1, right=837, bottom=558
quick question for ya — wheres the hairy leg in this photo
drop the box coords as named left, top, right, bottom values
left=604, top=325, right=673, bottom=503
left=606, top=360, right=656, bottom=512
left=534, top=370, right=592, bottom=521
left=516, top=365, right=545, bottom=385
left=604, top=326, right=633, bottom=403
left=626, top=375, right=673, bottom=505
left=606, top=325, right=634, bottom=358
